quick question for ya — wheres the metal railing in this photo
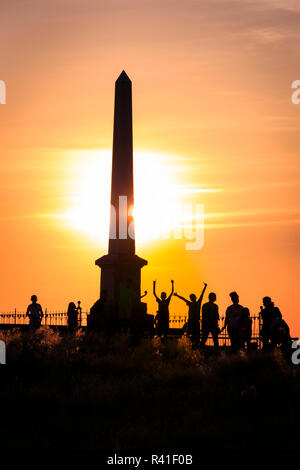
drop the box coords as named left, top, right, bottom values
left=169, top=314, right=262, bottom=348
left=0, top=311, right=262, bottom=347
left=0, top=310, right=88, bottom=327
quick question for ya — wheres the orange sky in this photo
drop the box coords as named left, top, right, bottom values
left=0, top=0, right=299, bottom=334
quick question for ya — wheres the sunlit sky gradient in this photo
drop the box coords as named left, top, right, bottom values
left=0, top=0, right=299, bottom=333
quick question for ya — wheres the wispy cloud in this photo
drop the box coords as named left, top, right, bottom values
left=176, top=218, right=300, bottom=230
left=224, top=180, right=300, bottom=194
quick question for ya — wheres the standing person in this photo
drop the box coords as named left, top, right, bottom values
left=224, top=292, right=243, bottom=351
left=67, top=302, right=78, bottom=333
left=26, top=295, right=43, bottom=330
left=239, top=307, right=252, bottom=351
left=260, top=296, right=282, bottom=350
left=153, top=280, right=174, bottom=339
left=200, top=292, right=219, bottom=350
left=174, top=282, right=207, bottom=346
left=119, top=280, right=137, bottom=332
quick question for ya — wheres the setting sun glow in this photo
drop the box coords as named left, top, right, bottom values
left=1, top=0, right=299, bottom=335
left=62, top=150, right=190, bottom=246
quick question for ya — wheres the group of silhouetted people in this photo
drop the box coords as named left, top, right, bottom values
left=26, top=284, right=291, bottom=353
left=152, top=281, right=291, bottom=352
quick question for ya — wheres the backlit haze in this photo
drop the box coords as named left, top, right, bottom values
left=0, top=0, right=299, bottom=333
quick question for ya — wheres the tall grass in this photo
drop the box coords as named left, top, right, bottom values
left=0, top=328, right=299, bottom=450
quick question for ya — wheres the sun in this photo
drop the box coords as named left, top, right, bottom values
left=62, top=149, right=184, bottom=247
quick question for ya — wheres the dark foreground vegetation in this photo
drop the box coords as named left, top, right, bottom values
left=0, top=328, right=299, bottom=451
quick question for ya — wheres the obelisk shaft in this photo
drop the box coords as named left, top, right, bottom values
left=95, top=71, right=147, bottom=305
left=109, top=70, right=135, bottom=255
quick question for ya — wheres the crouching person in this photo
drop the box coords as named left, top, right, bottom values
left=26, top=295, right=43, bottom=331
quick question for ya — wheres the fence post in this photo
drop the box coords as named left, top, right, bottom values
left=14, top=308, right=17, bottom=325
left=45, top=308, right=47, bottom=327
left=258, top=311, right=262, bottom=350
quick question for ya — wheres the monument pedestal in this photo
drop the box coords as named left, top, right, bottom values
left=96, top=253, right=147, bottom=303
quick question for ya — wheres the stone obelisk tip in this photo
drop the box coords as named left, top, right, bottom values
left=116, top=70, right=131, bottom=83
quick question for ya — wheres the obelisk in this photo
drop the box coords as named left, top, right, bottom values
left=95, top=71, right=147, bottom=305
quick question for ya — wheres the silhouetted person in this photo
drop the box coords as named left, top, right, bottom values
left=67, top=302, right=78, bottom=333
left=119, top=280, right=137, bottom=332
left=129, top=290, right=149, bottom=345
left=224, top=292, right=243, bottom=351
left=26, top=295, right=43, bottom=330
left=174, top=282, right=207, bottom=346
left=153, top=280, right=174, bottom=339
left=88, top=290, right=108, bottom=331
left=200, top=291, right=219, bottom=350
left=260, top=296, right=282, bottom=350
left=239, top=307, right=252, bottom=351
left=272, top=317, right=292, bottom=359
left=90, top=290, right=107, bottom=317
